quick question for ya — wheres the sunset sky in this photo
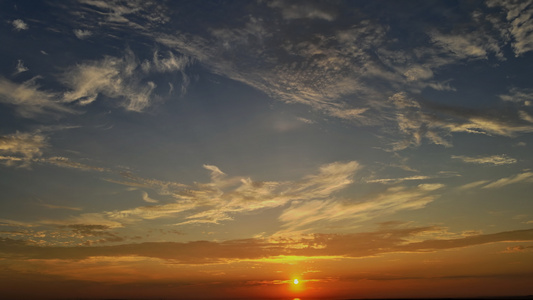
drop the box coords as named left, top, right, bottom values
left=1, top=1, right=533, bottom=299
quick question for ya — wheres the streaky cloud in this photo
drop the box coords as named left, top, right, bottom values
left=482, top=172, right=533, bottom=189
left=451, top=154, right=517, bottom=165
left=43, top=156, right=110, bottom=172
left=1, top=227, right=532, bottom=263
left=278, top=183, right=443, bottom=233
left=0, top=77, right=75, bottom=118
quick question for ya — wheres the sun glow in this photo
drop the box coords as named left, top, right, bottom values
left=293, top=279, right=299, bottom=285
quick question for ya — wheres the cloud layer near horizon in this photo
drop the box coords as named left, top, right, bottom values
left=2, top=227, right=532, bottom=263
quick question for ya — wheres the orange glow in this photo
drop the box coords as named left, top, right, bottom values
left=289, top=277, right=305, bottom=296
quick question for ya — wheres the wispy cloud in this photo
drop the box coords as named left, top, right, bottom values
left=61, top=49, right=190, bottom=111
left=388, top=92, right=533, bottom=150
left=278, top=183, right=444, bottom=233
left=482, top=172, right=533, bottom=189
left=61, top=49, right=155, bottom=111
left=14, top=60, right=28, bottom=75
left=39, top=203, right=83, bottom=211
left=457, top=180, right=491, bottom=190
left=141, top=51, right=190, bottom=74
left=43, top=161, right=361, bottom=229
left=43, top=157, right=110, bottom=172
left=366, top=175, right=431, bottom=184
left=0, top=77, right=74, bottom=118
left=451, top=154, right=517, bottom=165
left=519, top=110, right=533, bottom=123
left=0, top=218, right=35, bottom=228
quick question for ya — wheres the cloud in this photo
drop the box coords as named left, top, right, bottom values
left=39, top=203, right=83, bottom=211
left=482, top=172, right=533, bottom=189
left=152, top=9, right=533, bottom=155
left=429, top=31, right=502, bottom=60
left=61, top=49, right=156, bottom=111
left=486, top=0, right=533, bottom=56
left=267, top=0, right=338, bottom=21
left=1, top=227, right=532, bottom=263
left=502, top=245, right=533, bottom=253
left=142, top=51, right=190, bottom=73
left=519, top=110, right=533, bottom=123
left=388, top=92, right=533, bottom=150
left=403, top=66, right=434, bottom=81
left=444, top=114, right=533, bottom=136
left=105, top=171, right=187, bottom=193
left=76, top=0, right=169, bottom=30
left=49, top=161, right=361, bottom=228
left=278, top=183, right=443, bottom=233
left=38, top=161, right=442, bottom=233
left=457, top=180, right=491, bottom=190
left=0, top=218, right=35, bottom=228
left=40, top=156, right=110, bottom=172
left=296, top=117, right=315, bottom=124
left=73, top=29, right=92, bottom=39
left=51, top=0, right=533, bottom=154
left=388, top=92, right=452, bottom=150
left=63, top=224, right=125, bottom=245
left=43, top=157, right=110, bottom=172
left=62, top=49, right=190, bottom=111
left=499, top=87, right=533, bottom=106
left=451, top=154, right=517, bottom=165
left=155, top=20, right=390, bottom=125
left=141, top=191, right=158, bottom=203
left=11, top=19, right=28, bottom=31
left=14, top=60, right=28, bottom=75
left=0, top=77, right=74, bottom=118
left=42, top=213, right=123, bottom=229
left=165, top=162, right=359, bottom=226
left=105, top=202, right=197, bottom=223
left=0, top=132, right=47, bottom=167
left=366, top=175, right=431, bottom=184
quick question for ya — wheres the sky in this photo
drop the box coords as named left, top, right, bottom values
left=1, top=0, right=533, bottom=299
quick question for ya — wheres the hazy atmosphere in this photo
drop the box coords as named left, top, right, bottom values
left=1, top=0, right=533, bottom=299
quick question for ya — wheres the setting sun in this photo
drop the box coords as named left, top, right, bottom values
left=1, top=1, right=533, bottom=300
